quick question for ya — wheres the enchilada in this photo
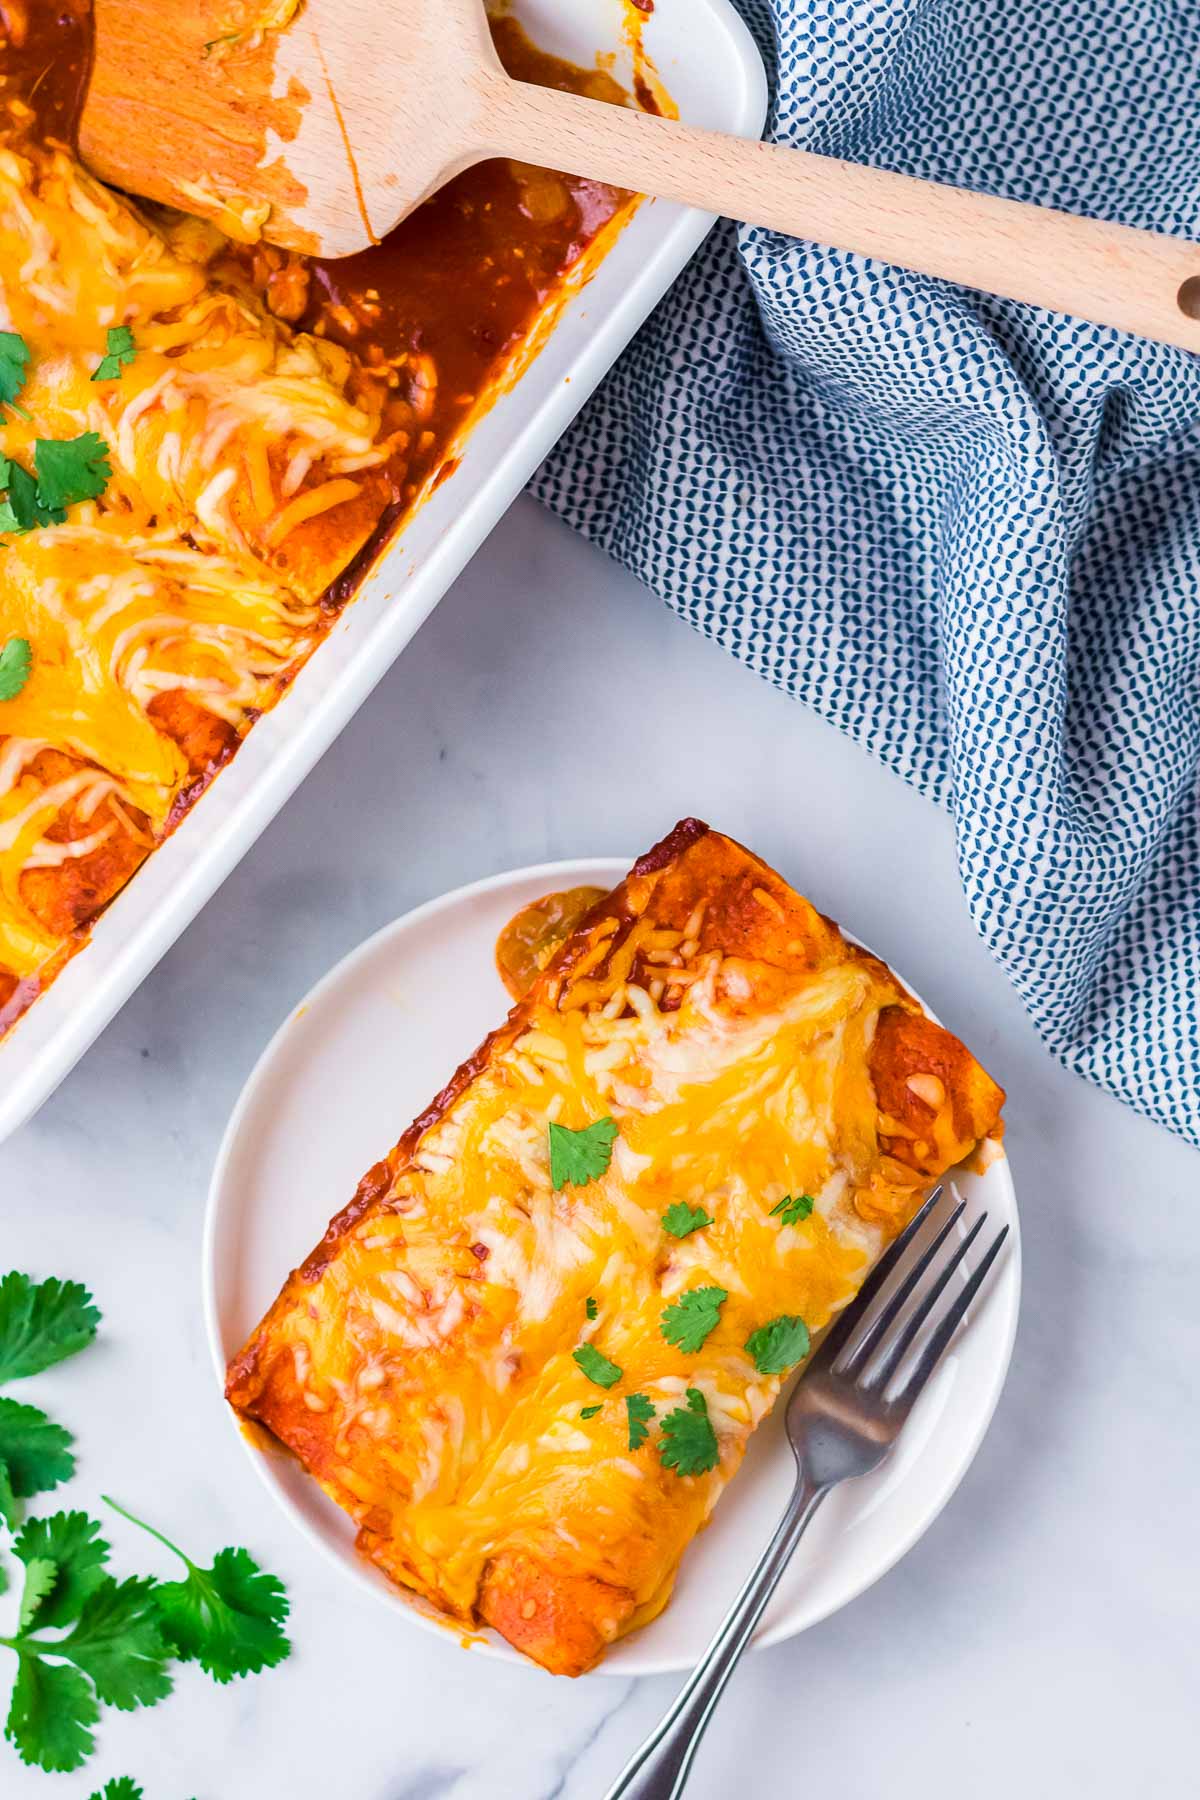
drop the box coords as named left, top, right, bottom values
left=226, top=821, right=1006, bottom=1675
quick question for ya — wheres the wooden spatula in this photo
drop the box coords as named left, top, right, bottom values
left=80, top=0, right=1200, bottom=351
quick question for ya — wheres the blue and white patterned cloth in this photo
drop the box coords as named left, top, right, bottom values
left=532, top=0, right=1200, bottom=1147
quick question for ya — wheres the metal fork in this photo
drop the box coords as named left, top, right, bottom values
left=604, top=1186, right=1010, bottom=1800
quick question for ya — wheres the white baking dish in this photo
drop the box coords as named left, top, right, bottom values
left=0, top=0, right=767, bottom=1141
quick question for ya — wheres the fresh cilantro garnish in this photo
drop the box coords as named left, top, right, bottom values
left=34, top=434, right=112, bottom=511
left=91, top=326, right=137, bottom=383
left=660, top=1286, right=727, bottom=1355
left=658, top=1388, right=720, bottom=1478
left=571, top=1344, right=622, bottom=1389
left=579, top=1403, right=602, bottom=1421
left=0, top=1273, right=100, bottom=1381
left=745, top=1314, right=811, bottom=1376
left=17, top=1559, right=56, bottom=1632
left=14, top=1513, right=110, bottom=1628
left=103, top=1497, right=290, bottom=1683
left=625, top=1393, right=654, bottom=1451
left=548, top=1116, right=618, bottom=1191
left=585, top=1296, right=598, bottom=1320
left=0, top=1399, right=75, bottom=1525
left=661, top=1203, right=713, bottom=1239
left=0, top=457, right=65, bottom=534
left=6, top=1656, right=98, bottom=1772
left=0, top=1517, right=171, bottom=1773
left=89, top=1781, right=143, bottom=1800
left=769, top=1193, right=815, bottom=1227
left=0, top=330, right=30, bottom=418
left=0, top=637, right=32, bottom=702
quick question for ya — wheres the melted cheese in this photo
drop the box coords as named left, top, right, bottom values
left=0, top=119, right=393, bottom=984
left=232, top=901, right=957, bottom=1640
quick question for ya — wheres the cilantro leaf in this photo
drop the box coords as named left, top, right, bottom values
left=90, top=1781, right=143, bottom=1800
left=0, top=330, right=30, bottom=417
left=745, top=1314, right=811, bottom=1376
left=625, top=1393, right=654, bottom=1450
left=34, top=433, right=112, bottom=511
left=769, top=1193, right=815, bottom=1227
left=0, top=638, right=31, bottom=702
left=1, top=1513, right=170, bottom=1774
left=54, top=1576, right=173, bottom=1710
left=104, top=1498, right=290, bottom=1683
left=0, top=1399, right=75, bottom=1518
left=0, top=458, right=65, bottom=534
left=17, top=1559, right=56, bottom=1632
left=92, top=326, right=137, bottom=382
left=14, top=1512, right=110, bottom=1629
left=548, top=1116, right=618, bottom=1191
left=585, top=1296, right=598, bottom=1320
left=662, top=1202, right=713, bottom=1239
left=658, top=1388, right=720, bottom=1478
left=0, top=1273, right=100, bottom=1381
left=572, top=1344, right=622, bottom=1389
left=5, top=1654, right=98, bottom=1772
left=660, top=1286, right=727, bottom=1355
left=579, top=1403, right=602, bottom=1420
left=0, top=1466, right=14, bottom=1531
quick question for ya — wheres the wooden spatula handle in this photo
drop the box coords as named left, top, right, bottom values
left=483, top=77, right=1200, bottom=352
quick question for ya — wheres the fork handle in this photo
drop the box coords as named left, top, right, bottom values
left=603, top=1472, right=829, bottom=1800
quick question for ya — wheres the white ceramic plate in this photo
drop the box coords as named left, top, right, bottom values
left=0, top=0, right=769, bottom=1142
left=204, top=859, right=1021, bottom=1678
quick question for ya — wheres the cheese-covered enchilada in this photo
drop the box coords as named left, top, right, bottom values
left=226, top=821, right=1005, bottom=1675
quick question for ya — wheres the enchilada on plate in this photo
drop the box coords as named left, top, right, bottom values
left=226, top=820, right=1005, bottom=1675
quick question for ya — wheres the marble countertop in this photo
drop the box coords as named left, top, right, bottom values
left=3, top=497, right=1196, bottom=1800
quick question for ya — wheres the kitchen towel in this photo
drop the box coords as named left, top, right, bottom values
left=532, top=0, right=1200, bottom=1148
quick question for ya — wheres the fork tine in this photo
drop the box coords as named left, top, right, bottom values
left=808, top=1186, right=944, bottom=1373
left=892, top=1224, right=1011, bottom=1408
left=836, top=1200, right=968, bottom=1378
left=864, top=1212, right=987, bottom=1391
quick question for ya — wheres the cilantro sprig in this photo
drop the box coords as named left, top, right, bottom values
left=662, top=1203, right=712, bottom=1240
left=660, top=1286, right=727, bottom=1355
left=0, top=331, right=30, bottom=420
left=0, top=638, right=32, bottom=703
left=91, top=327, right=137, bottom=383
left=658, top=1389, right=720, bottom=1478
left=572, top=1344, right=622, bottom=1390
left=0, top=436, right=109, bottom=538
left=0, top=1275, right=97, bottom=1528
left=548, top=1116, right=619, bottom=1191
left=625, top=1394, right=654, bottom=1451
left=0, top=455, right=64, bottom=536
left=745, top=1315, right=811, bottom=1376
left=0, top=1403, right=74, bottom=1526
left=89, top=1781, right=143, bottom=1800
left=769, top=1193, right=815, bottom=1227
left=34, top=434, right=112, bottom=511
left=1, top=1513, right=171, bottom=1772
left=103, top=1498, right=291, bottom=1684
left=0, top=1273, right=99, bottom=1382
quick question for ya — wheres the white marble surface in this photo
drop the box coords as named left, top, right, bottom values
left=2, top=496, right=1197, bottom=1799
